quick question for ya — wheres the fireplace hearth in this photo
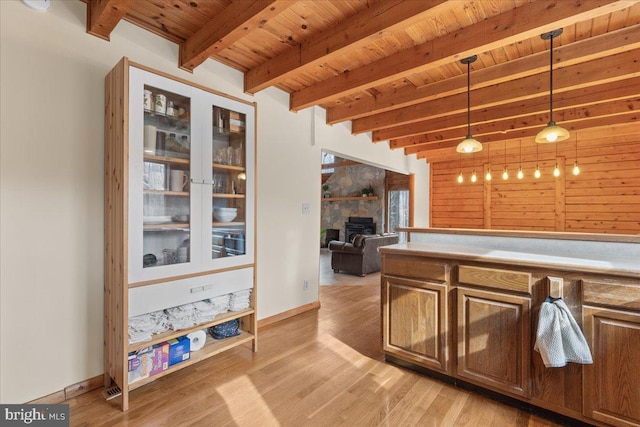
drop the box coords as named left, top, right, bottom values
left=344, top=217, right=376, bottom=242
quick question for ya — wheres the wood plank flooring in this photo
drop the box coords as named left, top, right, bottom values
left=69, top=279, right=563, bottom=426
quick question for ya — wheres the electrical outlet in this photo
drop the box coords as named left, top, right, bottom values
left=303, top=279, right=309, bottom=290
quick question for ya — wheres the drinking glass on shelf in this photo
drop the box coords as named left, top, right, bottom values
left=226, top=146, right=234, bottom=165
left=233, top=147, right=242, bottom=166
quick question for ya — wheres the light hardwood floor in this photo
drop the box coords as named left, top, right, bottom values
left=69, top=278, right=564, bottom=426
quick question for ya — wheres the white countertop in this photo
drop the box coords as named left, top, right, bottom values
left=380, top=241, right=640, bottom=279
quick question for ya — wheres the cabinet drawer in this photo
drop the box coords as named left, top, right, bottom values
left=383, top=255, right=448, bottom=283
left=129, top=267, right=253, bottom=317
left=583, top=280, right=640, bottom=310
left=458, top=265, right=531, bottom=294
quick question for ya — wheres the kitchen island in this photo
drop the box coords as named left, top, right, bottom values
left=380, top=228, right=640, bottom=427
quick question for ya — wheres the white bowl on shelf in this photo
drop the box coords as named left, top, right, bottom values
left=213, top=207, right=237, bottom=222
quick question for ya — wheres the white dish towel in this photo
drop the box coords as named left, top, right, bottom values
left=534, top=298, right=593, bottom=368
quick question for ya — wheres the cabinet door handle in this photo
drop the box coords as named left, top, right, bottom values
left=190, top=178, right=212, bottom=185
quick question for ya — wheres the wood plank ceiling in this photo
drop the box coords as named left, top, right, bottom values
left=84, top=0, right=640, bottom=164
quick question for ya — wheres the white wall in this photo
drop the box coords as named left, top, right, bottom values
left=0, top=0, right=429, bottom=403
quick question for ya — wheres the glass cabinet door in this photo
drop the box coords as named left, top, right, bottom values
left=129, top=67, right=201, bottom=283
left=211, top=106, right=246, bottom=259
left=142, top=85, right=192, bottom=268
left=205, top=97, right=254, bottom=268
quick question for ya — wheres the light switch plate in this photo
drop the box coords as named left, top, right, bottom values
left=302, top=203, right=310, bottom=215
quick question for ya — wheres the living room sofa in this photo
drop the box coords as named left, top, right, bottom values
left=328, top=233, right=399, bottom=276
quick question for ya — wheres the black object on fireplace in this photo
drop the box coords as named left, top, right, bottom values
left=345, top=217, right=376, bottom=243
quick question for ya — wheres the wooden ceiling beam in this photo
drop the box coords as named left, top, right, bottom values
left=327, top=24, right=640, bottom=125
left=352, top=48, right=640, bottom=134
left=379, top=79, right=640, bottom=144
left=179, top=0, right=289, bottom=72
left=288, top=0, right=629, bottom=111
left=244, top=0, right=449, bottom=94
left=86, top=0, right=132, bottom=41
left=400, top=98, right=640, bottom=155
left=404, top=108, right=640, bottom=158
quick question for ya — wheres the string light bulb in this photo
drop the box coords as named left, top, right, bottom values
left=502, top=166, right=509, bottom=180
left=534, top=165, right=541, bottom=179
left=553, top=163, right=561, bottom=177
left=485, top=168, right=492, bottom=181
left=573, top=161, right=580, bottom=176
left=457, top=172, right=464, bottom=183
left=517, top=166, right=524, bottom=180
left=471, top=170, right=477, bottom=183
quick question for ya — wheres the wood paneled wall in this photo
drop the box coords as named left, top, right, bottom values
left=430, top=123, right=640, bottom=235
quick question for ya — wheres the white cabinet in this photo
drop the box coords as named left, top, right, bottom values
left=104, top=58, right=257, bottom=411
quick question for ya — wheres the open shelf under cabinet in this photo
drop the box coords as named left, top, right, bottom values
left=128, top=330, right=254, bottom=391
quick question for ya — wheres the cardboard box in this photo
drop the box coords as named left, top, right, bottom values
left=127, top=343, right=169, bottom=384
left=168, top=336, right=190, bottom=366
left=149, top=342, right=169, bottom=376
left=128, top=347, right=154, bottom=384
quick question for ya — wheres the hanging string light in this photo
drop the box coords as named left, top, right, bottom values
left=553, top=140, right=561, bottom=177
left=534, top=142, right=541, bottom=179
left=573, top=134, right=580, bottom=176
left=485, top=143, right=492, bottom=181
left=517, top=139, right=524, bottom=179
left=457, top=153, right=464, bottom=183
left=502, top=140, right=509, bottom=180
left=471, top=153, right=478, bottom=183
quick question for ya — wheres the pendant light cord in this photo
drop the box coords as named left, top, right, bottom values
left=549, top=35, right=554, bottom=122
left=467, top=60, right=471, bottom=137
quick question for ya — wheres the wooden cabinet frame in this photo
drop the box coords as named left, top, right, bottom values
left=382, top=276, right=450, bottom=373
left=583, top=306, right=640, bottom=427
left=456, top=286, right=531, bottom=398
left=104, top=58, right=257, bottom=411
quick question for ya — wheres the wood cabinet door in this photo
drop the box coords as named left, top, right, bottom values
left=383, top=276, right=449, bottom=372
left=583, top=306, right=640, bottom=427
left=457, top=287, right=531, bottom=397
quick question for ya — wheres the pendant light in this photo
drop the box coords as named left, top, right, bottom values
left=456, top=55, right=483, bottom=153
left=536, top=29, right=570, bottom=144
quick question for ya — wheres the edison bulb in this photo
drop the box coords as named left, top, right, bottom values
left=502, top=167, right=509, bottom=180
left=517, top=167, right=524, bottom=180
left=573, top=162, right=580, bottom=176
left=534, top=166, right=541, bottom=179
left=485, top=170, right=492, bottom=181
left=553, top=163, right=561, bottom=177
left=471, top=171, right=477, bottom=183
left=457, top=172, right=463, bottom=183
